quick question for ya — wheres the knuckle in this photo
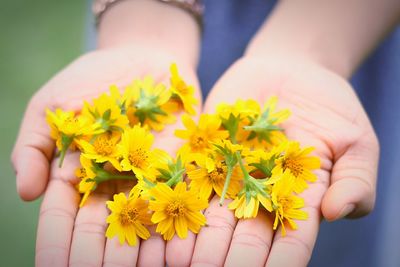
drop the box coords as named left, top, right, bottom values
left=73, top=221, right=106, bottom=236
left=204, top=213, right=235, bottom=233
left=40, top=205, right=75, bottom=222
left=273, top=235, right=312, bottom=259
left=231, top=232, right=270, bottom=251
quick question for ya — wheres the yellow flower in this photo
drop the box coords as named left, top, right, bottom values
left=228, top=193, right=271, bottom=219
left=149, top=182, right=208, bottom=240
left=75, top=155, right=97, bottom=207
left=106, top=192, right=152, bottom=246
left=46, top=108, right=102, bottom=166
left=187, top=153, right=242, bottom=200
left=273, top=141, right=320, bottom=193
left=240, top=96, right=291, bottom=149
left=263, top=96, right=291, bottom=124
left=271, top=171, right=308, bottom=236
left=175, top=114, right=229, bottom=158
left=78, top=132, right=121, bottom=171
left=46, top=109, right=101, bottom=149
left=118, top=125, right=166, bottom=180
left=244, top=148, right=277, bottom=177
left=126, top=76, right=175, bottom=131
left=228, top=172, right=280, bottom=219
left=216, top=99, right=260, bottom=121
left=169, top=63, right=198, bottom=115
left=109, top=84, right=131, bottom=114
left=82, top=92, right=129, bottom=133
left=213, top=139, right=243, bottom=155
left=238, top=128, right=288, bottom=150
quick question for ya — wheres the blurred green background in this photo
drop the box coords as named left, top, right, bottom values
left=0, top=0, right=86, bottom=265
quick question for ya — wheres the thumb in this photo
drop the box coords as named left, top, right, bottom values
left=11, top=94, right=54, bottom=201
left=321, top=132, right=379, bottom=221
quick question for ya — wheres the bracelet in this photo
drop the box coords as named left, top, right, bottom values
left=92, top=0, right=204, bottom=28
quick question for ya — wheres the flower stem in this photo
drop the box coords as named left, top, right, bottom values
left=219, top=166, right=233, bottom=206
left=58, top=149, right=67, bottom=168
left=237, top=151, right=251, bottom=183
left=95, top=168, right=135, bottom=184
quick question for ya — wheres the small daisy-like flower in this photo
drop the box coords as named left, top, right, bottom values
left=149, top=182, right=208, bottom=240
left=118, top=125, right=167, bottom=180
left=75, top=155, right=97, bottom=207
left=188, top=153, right=242, bottom=200
left=106, top=192, right=152, bottom=246
left=228, top=193, right=271, bottom=219
left=216, top=99, right=260, bottom=121
left=46, top=108, right=102, bottom=166
left=78, top=132, right=121, bottom=171
left=126, top=76, right=175, bottom=131
left=271, top=170, right=308, bottom=236
left=241, top=96, right=291, bottom=149
left=273, top=141, right=320, bottom=193
left=169, top=63, right=198, bottom=115
left=82, top=92, right=129, bottom=133
left=175, top=114, right=229, bottom=158
left=228, top=172, right=281, bottom=219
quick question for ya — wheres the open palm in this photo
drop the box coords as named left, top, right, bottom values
left=167, top=56, right=379, bottom=267
left=12, top=45, right=200, bottom=267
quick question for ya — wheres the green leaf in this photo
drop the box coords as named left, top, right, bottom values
left=102, top=109, right=111, bottom=121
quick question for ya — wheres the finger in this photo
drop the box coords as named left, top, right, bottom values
left=166, top=231, right=196, bottom=267
left=224, top=210, right=274, bottom=267
left=266, top=206, right=320, bottom=267
left=12, top=95, right=54, bottom=201
left=137, top=225, right=166, bottom=267
left=191, top=196, right=237, bottom=267
left=36, top=158, right=80, bottom=267
left=265, top=173, right=327, bottom=267
left=321, top=133, right=379, bottom=221
left=69, top=190, right=111, bottom=267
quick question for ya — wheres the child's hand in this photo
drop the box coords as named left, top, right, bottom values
left=168, top=56, right=379, bottom=267
left=12, top=45, right=201, bottom=267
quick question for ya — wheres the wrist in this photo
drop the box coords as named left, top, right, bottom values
left=245, top=35, right=353, bottom=80
left=96, top=0, right=201, bottom=69
left=244, top=0, right=400, bottom=80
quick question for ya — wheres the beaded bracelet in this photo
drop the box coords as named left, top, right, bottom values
left=93, top=0, right=204, bottom=28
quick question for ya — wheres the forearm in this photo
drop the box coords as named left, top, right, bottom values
left=97, top=0, right=201, bottom=68
left=246, top=0, right=400, bottom=78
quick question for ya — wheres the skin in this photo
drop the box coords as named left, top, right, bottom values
left=12, top=1, right=201, bottom=266
left=12, top=0, right=400, bottom=266
left=190, top=56, right=379, bottom=266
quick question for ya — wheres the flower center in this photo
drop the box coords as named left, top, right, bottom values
left=277, top=196, right=294, bottom=211
left=63, top=117, right=80, bottom=134
left=190, top=134, right=207, bottom=150
left=76, top=168, right=86, bottom=179
left=209, top=163, right=227, bottom=183
left=93, top=135, right=114, bottom=156
left=282, top=158, right=303, bottom=176
left=120, top=205, right=139, bottom=225
left=166, top=200, right=186, bottom=217
left=128, top=148, right=148, bottom=168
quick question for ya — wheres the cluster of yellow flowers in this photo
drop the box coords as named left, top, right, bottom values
left=46, top=63, right=320, bottom=246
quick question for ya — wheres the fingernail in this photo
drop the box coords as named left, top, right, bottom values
left=339, top=204, right=355, bottom=219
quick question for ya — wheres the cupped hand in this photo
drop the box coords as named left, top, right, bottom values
left=168, top=56, right=379, bottom=267
left=11, top=45, right=201, bottom=267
